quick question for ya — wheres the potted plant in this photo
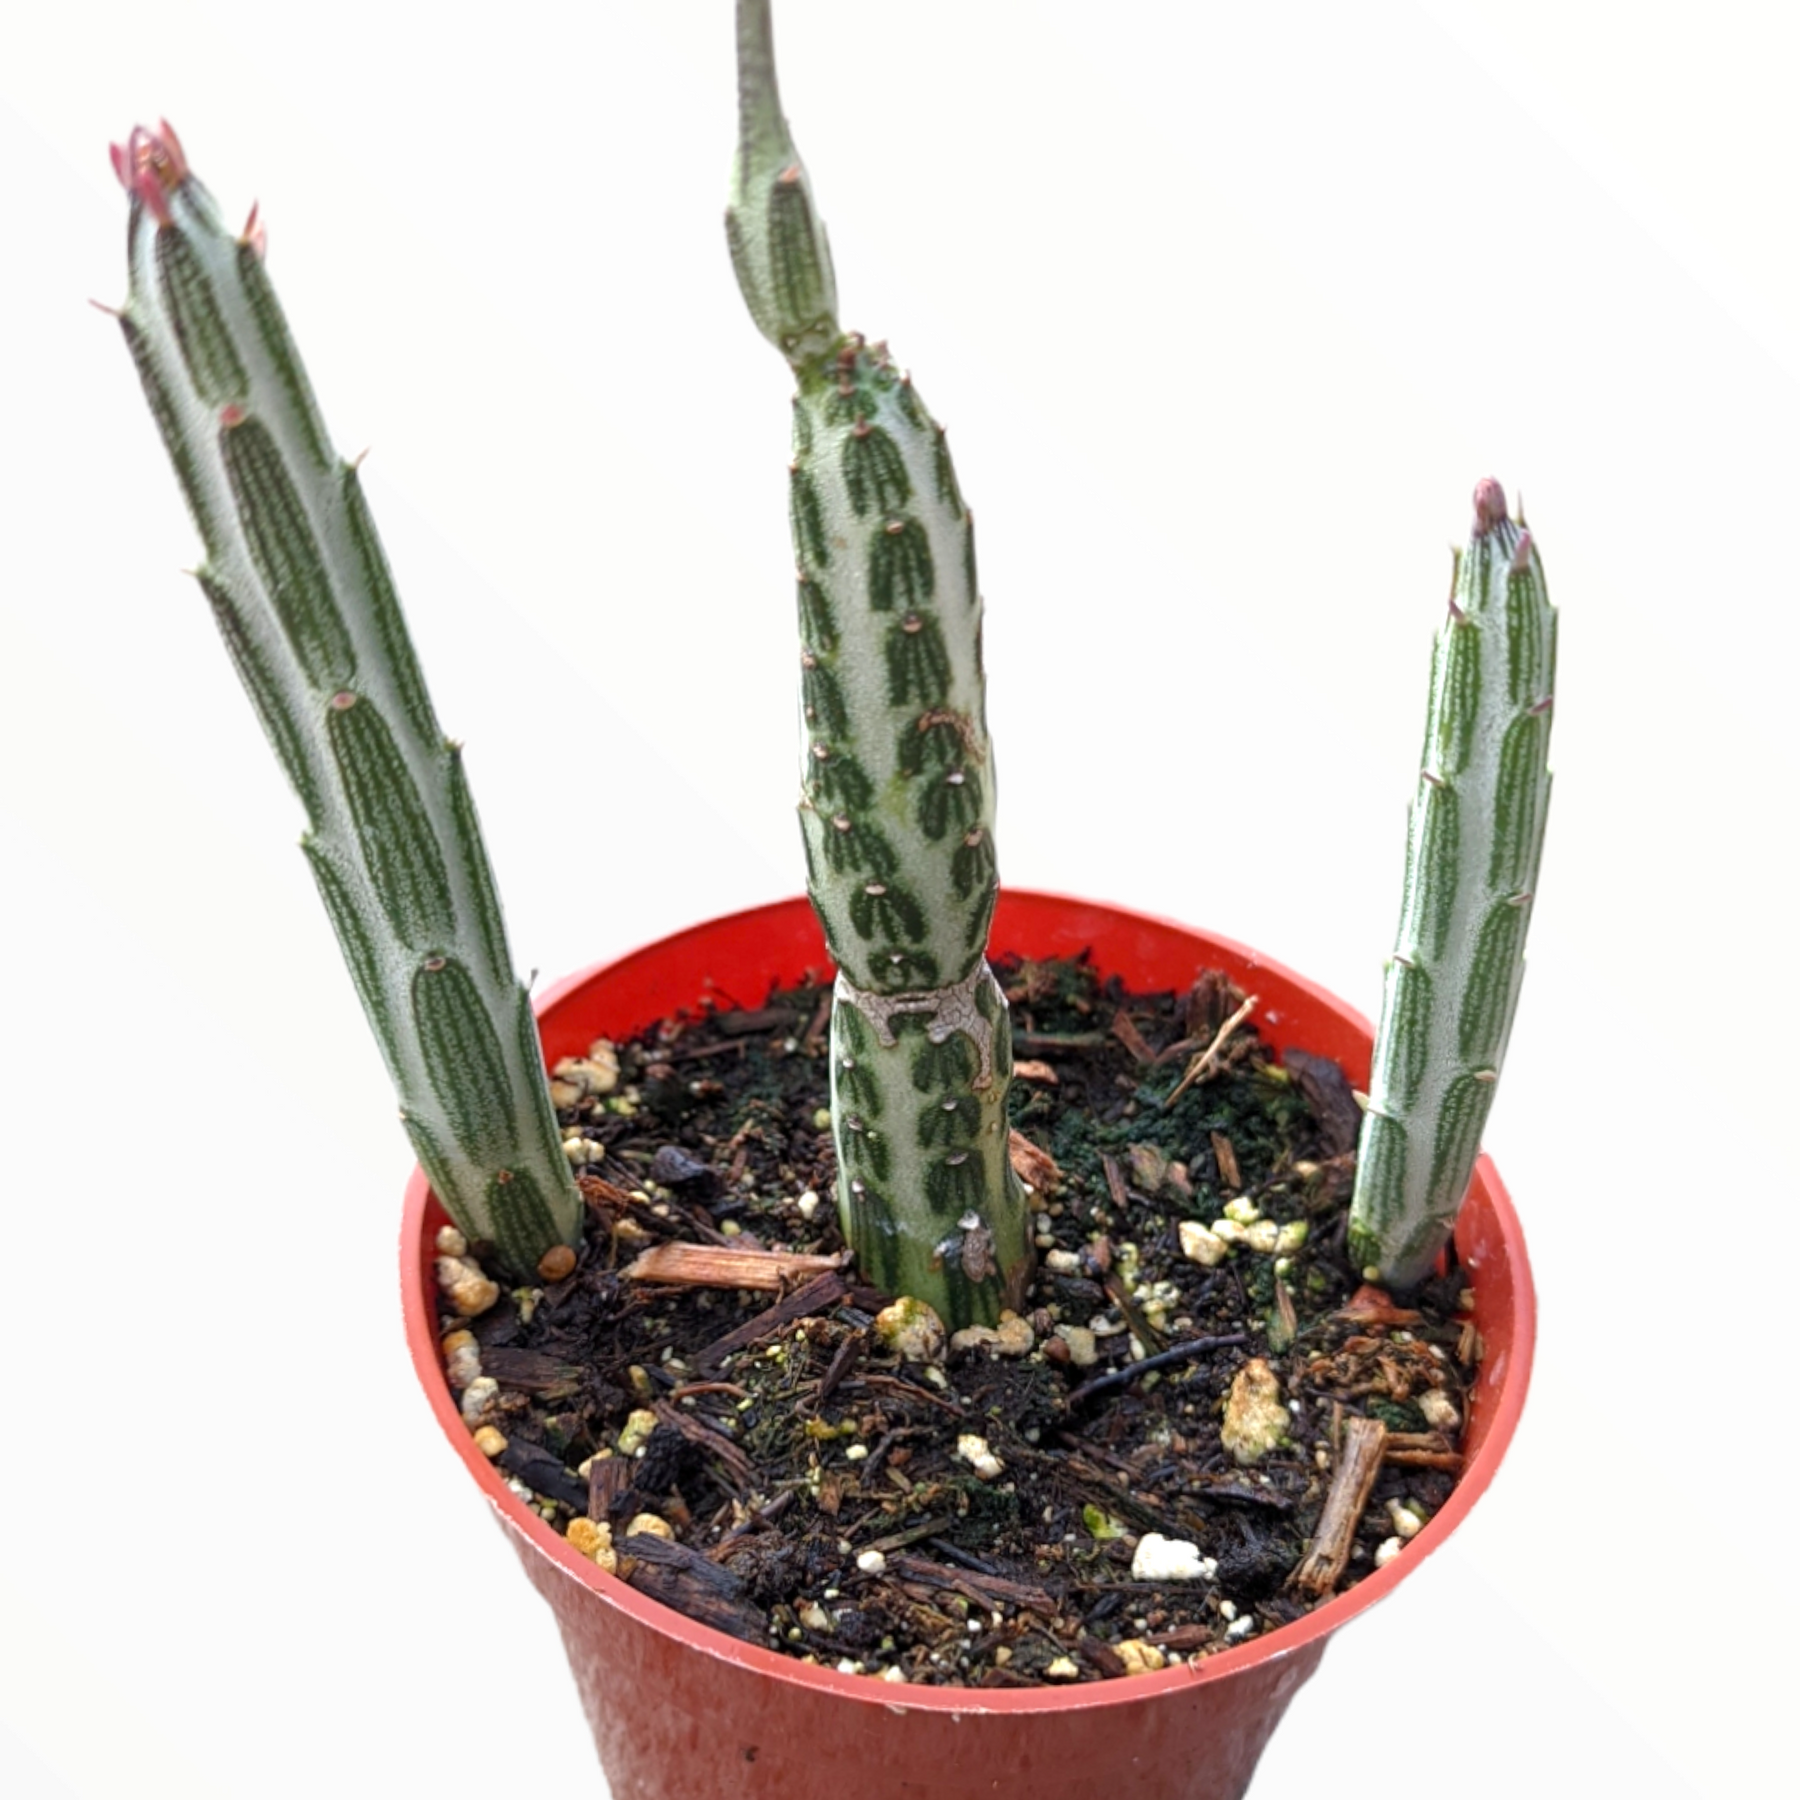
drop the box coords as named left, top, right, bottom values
left=109, top=3, right=1548, bottom=1793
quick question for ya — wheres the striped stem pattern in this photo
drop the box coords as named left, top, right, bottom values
left=112, top=126, right=581, bottom=1279
left=728, top=1, right=1029, bottom=1327
left=1349, top=480, right=1556, bottom=1290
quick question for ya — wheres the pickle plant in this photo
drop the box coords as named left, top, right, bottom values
left=1349, top=479, right=1556, bottom=1289
left=111, top=1, right=1551, bottom=1321
left=726, top=0, right=1030, bottom=1327
left=108, top=123, right=582, bottom=1282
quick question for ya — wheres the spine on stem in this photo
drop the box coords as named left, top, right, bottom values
left=111, top=125, right=581, bottom=1278
left=1349, top=479, right=1556, bottom=1290
left=728, top=1, right=1029, bottom=1326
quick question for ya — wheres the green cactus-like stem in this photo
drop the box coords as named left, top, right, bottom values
left=729, top=3, right=1029, bottom=1327
left=1349, top=479, right=1556, bottom=1291
left=113, top=125, right=580, bottom=1279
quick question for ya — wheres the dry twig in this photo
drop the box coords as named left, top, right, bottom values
left=621, top=1241, right=847, bottom=1291
left=1164, top=993, right=1260, bottom=1104
left=1291, top=1415, right=1387, bottom=1596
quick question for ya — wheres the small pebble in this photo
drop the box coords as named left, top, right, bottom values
left=435, top=1255, right=500, bottom=1318
left=1115, top=1639, right=1168, bottom=1676
left=434, top=1225, right=467, bottom=1257
left=1178, top=1220, right=1228, bottom=1267
left=1220, top=1359, right=1288, bottom=1465
left=799, top=1600, right=835, bottom=1632
left=993, top=1312, right=1036, bottom=1356
left=1222, top=1197, right=1261, bottom=1225
left=459, top=1376, right=500, bottom=1426
left=1275, top=1220, right=1308, bottom=1253
left=1374, top=1536, right=1404, bottom=1567
left=844, top=1443, right=869, bottom=1461
left=442, top=1331, right=482, bottom=1390
left=649, top=1144, right=712, bottom=1186
left=617, top=1408, right=659, bottom=1455
left=955, top=1433, right=1004, bottom=1481
left=1056, top=1325, right=1098, bottom=1368
left=1418, top=1389, right=1461, bottom=1430
left=1225, top=1615, right=1256, bottom=1640
left=812, top=1108, right=833, bottom=1132
left=1044, top=1249, right=1081, bottom=1275
left=553, top=1048, right=619, bottom=1098
left=950, top=1324, right=1000, bottom=1354
left=1243, top=1220, right=1281, bottom=1253
left=625, top=1512, right=674, bottom=1541
left=879, top=1665, right=907, bottom=1684
left=566, top=1517, right=618, bottom=1573
left=1130, top=1534, right=1215, bottom=1583
left=873, top=1297, right=947, bottom=1364
left=1387, top=1499, right=1425, bottom=1540
left=856, top=1550, right=888, bottom=1575
left=537, top=1243, right=577, bottom=1282
left=472, top=1425, right=507, bottom=1458
left=1044, top=1657, right=1081, bottom=1681
left=797, top=1189, right=821, bottom=1221
left=561, top=1135, right=605, bottom=1166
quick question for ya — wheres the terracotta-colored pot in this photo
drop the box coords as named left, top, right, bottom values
left=402, top=893, right=1534, bottom=1799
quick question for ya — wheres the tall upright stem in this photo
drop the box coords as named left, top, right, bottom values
left=727, top=3, right=1030, bottom=1325
left=112, top=125, right=581, bottom=1279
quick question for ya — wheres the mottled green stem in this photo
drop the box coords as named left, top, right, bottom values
left=112, top=125, right=580, bottom=1279
left=1349, top=479, right=1556, bottom=1290
left=728, top=3, right=1029, bottom=1327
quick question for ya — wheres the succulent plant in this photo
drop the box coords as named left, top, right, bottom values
left=109, top=123, right=581, bottom=1281
left=111, top=8, right=1552, bottom=1329
left=726, top=0, right=1031, bottom=1329
left=1348, top=479, right=1556, bottom=1290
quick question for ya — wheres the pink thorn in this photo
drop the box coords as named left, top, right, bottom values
left=1510, top=529, right=1534, bottom=573
left=156, top=119, right=190, bottom=180
left=111, top=122, right=191, bottom=228
left=241, top=201, right=267, bottom=259
left=219, top=402, right=247, bottom=428
left=1472, top=476, right=1509, bottom=536
left=88, top=297, right=124, bottom=318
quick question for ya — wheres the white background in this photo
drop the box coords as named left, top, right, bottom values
left=2, top=3, right=1793, bottom=1794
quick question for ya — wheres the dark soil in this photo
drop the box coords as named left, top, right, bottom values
left=437, top=956, right=1480, bottom=1687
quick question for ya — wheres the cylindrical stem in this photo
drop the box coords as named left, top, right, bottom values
left=729, top=6, right=1030, bottom=1326
left=113, top=125, right=581, bottom=1279
left=1349, top=479, right=1556, bottom=1290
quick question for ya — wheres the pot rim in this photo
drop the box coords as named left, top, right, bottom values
left=402, top=889, right=1534, bottom=1718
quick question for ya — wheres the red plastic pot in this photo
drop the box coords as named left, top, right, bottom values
left=402, top=893, right=1534, bottom=1799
